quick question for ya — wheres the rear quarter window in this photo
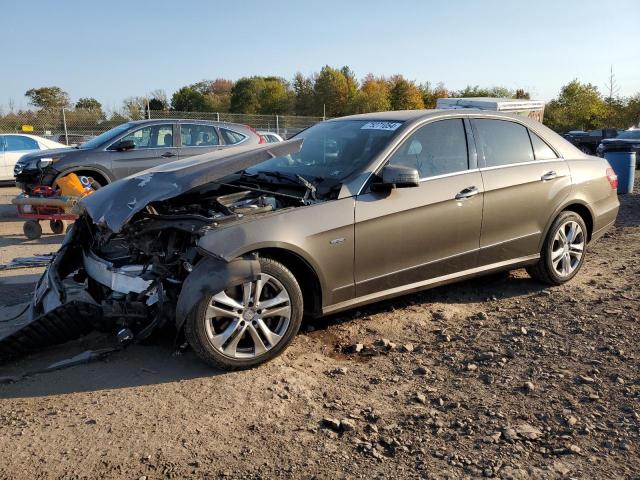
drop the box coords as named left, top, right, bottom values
left=221, top=129, right=246, bottom=145
left=529, top=131, right=558, bottom=160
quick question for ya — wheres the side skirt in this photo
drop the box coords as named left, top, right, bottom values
left=322, top=254, right=539, bottom=316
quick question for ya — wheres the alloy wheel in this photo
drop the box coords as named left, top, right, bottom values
left=204, top=273, right=291, bottom=359
left=551, top=220, right=585, bottom=277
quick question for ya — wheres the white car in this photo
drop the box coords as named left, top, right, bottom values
left=257, top=131, right=284, bottom=143
left=0, top=134, right=66, bottom=181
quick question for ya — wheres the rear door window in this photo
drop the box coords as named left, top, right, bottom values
left=529, top=131, right=558, bottom=160
left=220, top=128, right=246, bottom=145
left=387, top=119, right=468, bottom=178
left=181, top=124, right=219, bottom=147
left=5, top=135, right=39, bottom=151
left=474, top=119, right=534, bottom=167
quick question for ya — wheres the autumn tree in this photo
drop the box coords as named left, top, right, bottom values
left=389, top=76, right=424, bottom=110
left=354, top=74, right=390, bottom=113
left=421, top=82, right=449, bottom=109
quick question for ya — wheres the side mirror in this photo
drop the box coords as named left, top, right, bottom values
left=114, top=139, right=135, bottom=151
left=371, top=165, right=420, bottom=192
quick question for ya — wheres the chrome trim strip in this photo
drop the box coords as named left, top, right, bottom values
left=479, top=158, right=564, bottom=172
left=418, top=168, right=480, bottom=183
left=480, top=231, right=540, bottom=250
left=323, top=254, right=540, bottom=315
left=358, top=247, right=478, bottom=285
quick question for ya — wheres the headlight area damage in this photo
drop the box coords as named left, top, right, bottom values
left=0, top=140, right=303, bottom=362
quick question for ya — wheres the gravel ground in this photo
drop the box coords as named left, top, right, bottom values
left=0, top=181, right=638, bottom=479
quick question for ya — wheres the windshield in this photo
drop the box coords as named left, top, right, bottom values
left=617, top=130, right=640, bottom=140
left=79, top=123, right=133, bottom=149
left=245, top=120, right=403, bottom=184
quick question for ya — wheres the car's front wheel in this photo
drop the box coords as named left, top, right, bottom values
left=527, top=211, right=587, bottom=285
left=185, top=257, right=303, bottom=370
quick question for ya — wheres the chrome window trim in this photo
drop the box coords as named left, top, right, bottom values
left=478, top=157, right=562, bottom=172
left=418, top=167, right=480, bottom=183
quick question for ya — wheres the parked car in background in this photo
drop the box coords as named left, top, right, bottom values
left=564, top=128, right=621, bottom=154
left=49, top=133, right=96, bottom=146
left=597, top=129, right=640, bottom=162
left=14, top=119, right=263, bottom=192
left=14, top=110, right=619, bottom=370
left=0, top=134, right=66, bottom=181
left=257, top=131, right=283, bottom=143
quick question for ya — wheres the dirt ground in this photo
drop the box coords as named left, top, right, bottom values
left=0, top=182, right=638, bottom=480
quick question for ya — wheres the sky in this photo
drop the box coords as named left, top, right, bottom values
left=1, top=0, right=638, bottom=111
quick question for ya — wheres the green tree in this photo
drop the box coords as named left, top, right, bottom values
left=313, top=66, right=349, bottom=117
left=340, top=66, right=359, bottom=114
left=389, top=75, right=424, bottom=110
left=230, top=77, right=265, bottom=114
left=203, top=79, right=234, bottom=112
left=543, top=80, right=607, bottom=132
left=75, top=97, right=102, bottom=110
left=421, top=81, right=449, bottom=109
left=354, top=74, right=390, bottom=113
left=25, top=86, right=71, bottom=111
left=259, top=77, right=292, bottom=114
left=147, top=89, right=168, bottom=111
left=515, top=89, right=530, bottom=99
left=292, top=73, right=316, bottom=116
left=454, top=85, right=515, bottom=98
left=171, top=87, right=208, bottom=112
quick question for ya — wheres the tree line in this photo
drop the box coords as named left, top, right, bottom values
left=4, top=65, right=640, bottom=133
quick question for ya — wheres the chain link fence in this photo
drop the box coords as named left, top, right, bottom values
left=0, top=109, right=324, bottom=144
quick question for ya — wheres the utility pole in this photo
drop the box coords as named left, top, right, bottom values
left=62, top=108, right=69, bottom=145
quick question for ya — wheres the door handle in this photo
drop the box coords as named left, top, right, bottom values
left=541, top=170, right=557, bottom=181
left=161, top=151, right=176, bottom=158
left=455, top=186, right=480, bottom=200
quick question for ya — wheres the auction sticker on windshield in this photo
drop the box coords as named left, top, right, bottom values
left=360, top=121, right=402, bottom=131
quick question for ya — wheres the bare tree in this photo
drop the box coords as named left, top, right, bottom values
left=604, top=65, right=620, bottom=126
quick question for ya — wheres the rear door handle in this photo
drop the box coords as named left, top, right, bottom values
left=455, top=186, right=480, bottom=200
left=161, top=151, right=176, bottom=158
left=541, top=171, right=557, bottom=181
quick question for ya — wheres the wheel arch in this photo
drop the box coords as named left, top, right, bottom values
left=540, top=200, right=595, bottom=249
left=55, top=167, right=112, bottom=186
left=250, top=247, right=323, bottom=318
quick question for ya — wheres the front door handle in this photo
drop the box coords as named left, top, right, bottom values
left=161, top=151, right=176, bottom=158
left=455, top=186, right=480, bottom=200
left=541, top=170, right=557, bottom=181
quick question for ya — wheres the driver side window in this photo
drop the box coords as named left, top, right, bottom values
left=387, top=119, right=469, bottom=178
left=118, top=124, right=174, bottom=149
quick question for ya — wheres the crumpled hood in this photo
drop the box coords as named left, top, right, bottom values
left=78, top=139, right=302, bottom=233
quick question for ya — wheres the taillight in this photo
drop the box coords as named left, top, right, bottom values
left=606, top=167, right=618, bottom=190
left=245, top=124, right=265, bottom=143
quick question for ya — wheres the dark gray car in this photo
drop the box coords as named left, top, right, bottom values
left=14, top=119, right=262, bottom=192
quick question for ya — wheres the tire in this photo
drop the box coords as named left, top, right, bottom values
left=526, top=211, right=588, bottom=285
left=185, top=257, right=304, bottom=370
left=23, top=220, right=42, bottom=240
left=49, top=219, right=65, bottom=235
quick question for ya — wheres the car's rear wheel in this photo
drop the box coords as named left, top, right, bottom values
left=527, top=211, right=587, bottom=285
left=185, top=257, right=303, bottom=370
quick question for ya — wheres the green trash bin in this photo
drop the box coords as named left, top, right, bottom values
left=604, top=151, right=636, bottom=194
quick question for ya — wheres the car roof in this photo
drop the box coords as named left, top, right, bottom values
left=128, top=118, right=246, bottom=127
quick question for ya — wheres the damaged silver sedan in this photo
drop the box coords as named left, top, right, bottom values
left=1, top=111, right=619, bottom=369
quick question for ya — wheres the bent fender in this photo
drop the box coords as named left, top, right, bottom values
left=175, top=256, right=261, bottom=331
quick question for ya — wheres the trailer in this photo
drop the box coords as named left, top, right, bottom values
left=436, top=97, right=546, bottom=123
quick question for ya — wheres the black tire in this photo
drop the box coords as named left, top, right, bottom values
left=23, top=220, right=42, bottom=240
left=526, top=211, right=588, bottom=285
left=185, top=257, right=304, bottom=370
left=49, top=219, right=65, bottom=235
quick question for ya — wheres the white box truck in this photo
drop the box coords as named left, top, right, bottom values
left=436, top=97, right=546, bottom=123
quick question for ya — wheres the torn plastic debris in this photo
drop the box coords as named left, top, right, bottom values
left=0, top=254, right=53, bottom=271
